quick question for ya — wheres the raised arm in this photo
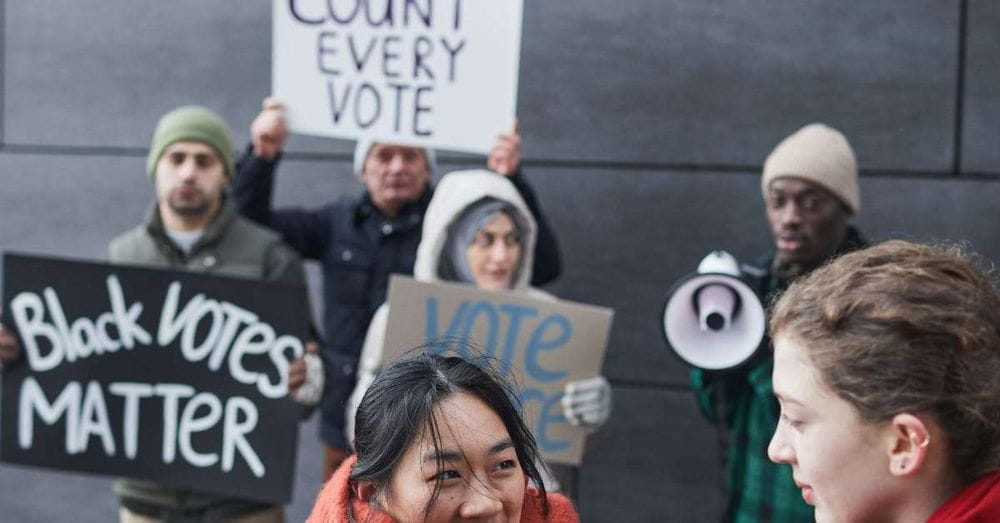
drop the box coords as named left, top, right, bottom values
left=488, top=120, right=563, bottom=285
left=233, top=98, right=331, bottom=260
left=233, top=98, right=286, bottom=225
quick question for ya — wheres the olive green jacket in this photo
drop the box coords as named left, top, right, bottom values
left=110, top=196, right=304, bottom=516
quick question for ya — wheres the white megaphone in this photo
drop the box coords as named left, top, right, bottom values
left=662, top=251, right=766, bottom=370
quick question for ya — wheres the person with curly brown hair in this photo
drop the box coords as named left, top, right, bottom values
left=768, top=240, right=1000, bottom=522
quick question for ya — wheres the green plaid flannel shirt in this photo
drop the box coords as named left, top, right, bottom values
left=691, top=256, right=812, bottom=522
left=692, top=356, right=812, bottom=522
left=691, top=229, right=865, bottom=522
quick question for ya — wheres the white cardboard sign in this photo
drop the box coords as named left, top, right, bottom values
left=273, top=0, right=523, bottom=153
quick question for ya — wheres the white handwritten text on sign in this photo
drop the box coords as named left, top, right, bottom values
left=0, top=254, right=306, bottom=504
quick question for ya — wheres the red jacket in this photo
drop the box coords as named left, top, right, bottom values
left=928, top=472, right=1000, bottom=523
left=307, top=456, right=580, bottom=522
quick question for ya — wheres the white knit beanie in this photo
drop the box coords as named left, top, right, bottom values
left=761, top=123, right=860, bottom=214
left=352, top=138, right=437, bottom=179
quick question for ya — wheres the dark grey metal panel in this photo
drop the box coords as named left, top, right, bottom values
left=578, top=386, right=724, bottom=522
left=518, top=0, right=958, bottom=171
left=7, top=2, right=962, bottom=171
left=5, top=1, right=263, bottom=149
left=962, top=0, right=1000, bottom=174
left=265, top=158, right=363, bottom=208
left=0, top=154, right=148, bottom=262
left=527, top=166, right=771, bottom=387
left=857, top=175, right=1000, bottom=261
left=3, top=1, right=353, bottom=155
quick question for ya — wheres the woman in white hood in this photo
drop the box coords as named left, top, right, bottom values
left=345, top=169, right=611, bottom=487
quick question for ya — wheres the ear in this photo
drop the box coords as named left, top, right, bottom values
left=886, top=413, right=932, bottom=477
left=352, top=480, right=377, bottom=502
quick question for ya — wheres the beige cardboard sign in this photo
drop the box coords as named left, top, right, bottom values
left=382, top=275, right=613, bottom=465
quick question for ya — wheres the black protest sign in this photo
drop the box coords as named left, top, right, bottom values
left=0, top=253, right=307, bottom=504
left=273, top=0, right=524, bottom=153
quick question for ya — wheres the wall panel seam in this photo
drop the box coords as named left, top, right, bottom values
left=953, top=0, right=969, bottom=176
left=608, top=379, right=692, bottom=394
left=1, top=0, right=6, bottom=146
left=1, top=145, right=998, bottom=180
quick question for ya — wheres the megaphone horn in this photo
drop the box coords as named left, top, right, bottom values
left=662, top=251, right=766, bottom=370
left=692, top=282, right=741, bottom=332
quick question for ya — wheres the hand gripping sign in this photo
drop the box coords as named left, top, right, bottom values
left=272, top=0, right=524, bottom=153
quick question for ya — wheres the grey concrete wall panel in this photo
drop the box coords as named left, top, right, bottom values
left=857, top=175, right=1000, bottom=261
left=518, top=1, right=958, bottom=171
left=0, top=154, right=148, bottom=263
left=5, top=1, right=375, bottom=156
left=524, top=167, right=770, bottom=387
left=578, top=387, right=724, bottom=522
left=7, top=1, right=963, bottom=169
left=6, top=1, right=267, bottom=149
left=962, top=0, right=1000, bottom=174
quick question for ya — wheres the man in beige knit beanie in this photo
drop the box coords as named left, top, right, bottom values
left=691, top=123, right=867, bottom=521
left=761, top=122, right=861, bottom=268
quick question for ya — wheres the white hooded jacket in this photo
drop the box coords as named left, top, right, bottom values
left=345, top=169, right=555, bottom=444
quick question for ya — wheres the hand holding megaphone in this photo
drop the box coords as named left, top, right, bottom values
left=662, top=251, right=766, bottom=370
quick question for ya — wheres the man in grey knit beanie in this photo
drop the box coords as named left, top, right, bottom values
left=231, top=98, right=564, bottom=480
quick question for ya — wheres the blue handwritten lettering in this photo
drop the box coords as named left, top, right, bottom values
left=424, top=298, right=469, bottom=354
left=458, top=301, right=500, bottom=359
left=519, top=387, right=569, bottom=452
left=524, top=315, right=571, bottom=383
left=498, top=304, right=537, bottom=369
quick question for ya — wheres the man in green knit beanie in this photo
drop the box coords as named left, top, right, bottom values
left=146, top=105, right=236, bottom=179
left=110, top=105, right=322, bottom=522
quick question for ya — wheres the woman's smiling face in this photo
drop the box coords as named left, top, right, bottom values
left=382, top=392, right=527, bottom=523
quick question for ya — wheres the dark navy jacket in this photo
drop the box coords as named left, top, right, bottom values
left=233, top=150, right=562, bottom=449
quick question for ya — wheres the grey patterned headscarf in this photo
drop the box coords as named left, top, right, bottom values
left=438, top=197, right=526, bottom=286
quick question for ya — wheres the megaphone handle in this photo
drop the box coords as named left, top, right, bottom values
left=713, top=380, right=733, bottom=492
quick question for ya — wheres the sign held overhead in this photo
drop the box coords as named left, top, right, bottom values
left=273, top=0, right=524, bottom=153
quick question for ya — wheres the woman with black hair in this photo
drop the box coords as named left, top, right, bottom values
left=307, top=352, right=580, bottom=522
